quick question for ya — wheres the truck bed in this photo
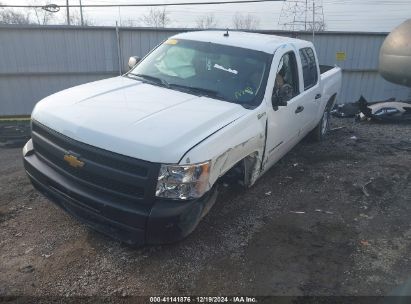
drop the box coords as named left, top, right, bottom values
left=320, top=65, right=335, bottom=74
left=319, top=64, right=342, bottom=110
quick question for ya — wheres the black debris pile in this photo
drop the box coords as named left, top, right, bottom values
left=0, top=121, right=31, bottom=147
left=331, top=102, right=361, bottom=118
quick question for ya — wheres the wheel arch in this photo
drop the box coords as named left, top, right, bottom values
left=218, top=151, right=262, bottom=188
left=326, top=93, right=338, bottom=110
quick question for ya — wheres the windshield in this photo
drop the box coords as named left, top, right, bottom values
left=128, top=38, right=272, bottom=106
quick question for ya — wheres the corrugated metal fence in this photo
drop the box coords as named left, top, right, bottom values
left=1, top=25, right=410, bottom=116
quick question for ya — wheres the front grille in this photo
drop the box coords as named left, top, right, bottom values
left=31, top=120, right=160, bottom=207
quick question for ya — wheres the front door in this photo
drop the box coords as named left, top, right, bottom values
left=264, top=47, right=305, bottom=169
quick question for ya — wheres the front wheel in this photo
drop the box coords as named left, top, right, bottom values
left=309, top=106, right=330, bottom=142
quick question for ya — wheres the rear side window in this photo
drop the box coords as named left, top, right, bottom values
left=299, top=47, right=318, bottom=90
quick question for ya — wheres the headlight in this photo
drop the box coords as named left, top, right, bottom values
left=155, top=161, right=211, bottom=200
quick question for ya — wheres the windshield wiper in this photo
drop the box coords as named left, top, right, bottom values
left=168, top=83, right=227, bottom=101
left=127, top=73, right=170, bottom=88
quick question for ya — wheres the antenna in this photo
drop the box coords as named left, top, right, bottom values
left=224, top=29, right=229, bottom=37
left=278, top=0, right=325, bottom=32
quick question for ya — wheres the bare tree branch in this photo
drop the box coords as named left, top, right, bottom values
left=140, top=7, right=170, bottom=28
left=69, top=10, right=93, bottom=26
left=232, top=12, right=260, bottom=30
left=29, top=0, right=54, bottom=25
left=196, top=14, right=218, bottom=29
left=0, top=2, right=32, bottom=24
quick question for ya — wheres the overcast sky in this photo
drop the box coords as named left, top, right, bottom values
left=4, top=0, right=411, bottom=32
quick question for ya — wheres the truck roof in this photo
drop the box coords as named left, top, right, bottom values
left=172, top=30, right=311, bottom=54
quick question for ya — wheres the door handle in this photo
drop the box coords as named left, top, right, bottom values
left=315, top=93, right=322, bottom=100
left=295, top=106, right=304, bottom=114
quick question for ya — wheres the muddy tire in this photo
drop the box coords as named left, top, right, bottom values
left=310, top=106, right=331, bottom=142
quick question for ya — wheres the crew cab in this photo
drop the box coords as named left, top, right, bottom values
left=23, top=31, right=342, bottom=245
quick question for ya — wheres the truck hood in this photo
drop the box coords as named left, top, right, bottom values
left=32, top=76, right=248, bottom=163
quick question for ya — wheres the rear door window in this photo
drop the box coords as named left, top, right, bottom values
left=299, top=47, right=318, bottom=90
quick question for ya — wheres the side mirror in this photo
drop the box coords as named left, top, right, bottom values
left=272, top=85, right=292, bottom=110
left=128, top=56, right=141, bottom=70
left=272, top=92, right=287, bottom=110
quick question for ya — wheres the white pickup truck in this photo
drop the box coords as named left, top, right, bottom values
left=23, top=31, right=341, bottom=245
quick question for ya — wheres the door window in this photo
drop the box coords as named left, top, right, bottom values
left=273, top=52, right=299, bottom=103
left=299, top=47, right=318, bottom=90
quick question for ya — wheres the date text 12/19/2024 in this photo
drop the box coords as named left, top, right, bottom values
left=149, top=297, right=258, bottom=303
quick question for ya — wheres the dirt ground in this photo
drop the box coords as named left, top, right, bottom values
left=0, top=118, right=410, bottom=298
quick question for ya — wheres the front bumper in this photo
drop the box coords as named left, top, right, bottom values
left=23, top=140, right=217, bottom=246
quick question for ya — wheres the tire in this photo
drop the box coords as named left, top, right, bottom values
left=309, top=105, right=331, bottom=142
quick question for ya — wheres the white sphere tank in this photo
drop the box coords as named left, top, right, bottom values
left=379, top=19, right=411, bottom=88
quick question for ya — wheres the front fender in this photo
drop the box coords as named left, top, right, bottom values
left=179, top=109, right=266, bottom=188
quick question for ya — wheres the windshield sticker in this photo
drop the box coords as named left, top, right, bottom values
left=235, top=86, right=254, bottom=99
left=213, top=64, right=238, bottom=75
left=164, top=39, right=178, bottom=45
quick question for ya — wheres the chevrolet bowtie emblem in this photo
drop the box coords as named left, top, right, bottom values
left=63, top=154, right=84, bottom=168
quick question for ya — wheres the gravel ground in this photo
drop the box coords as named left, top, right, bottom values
left=0, top=118, right=410, bottom=298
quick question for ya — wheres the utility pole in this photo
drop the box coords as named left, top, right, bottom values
left=304, top=0, right=307, bottom=31
left=66, top=0, right=70, bottom=25
left=312, top=1, right=315, bottom=42
left=79, top=0, right=84, bottom=26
